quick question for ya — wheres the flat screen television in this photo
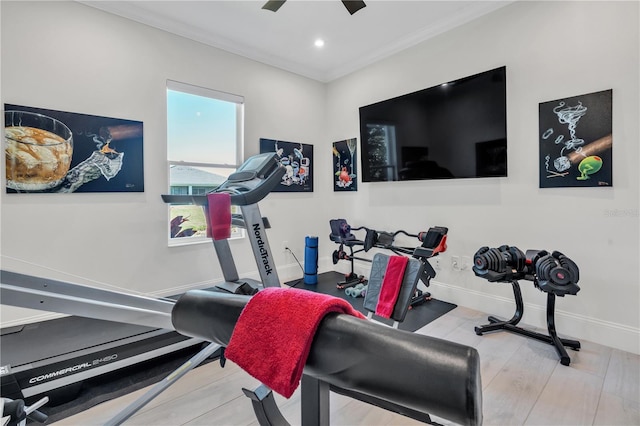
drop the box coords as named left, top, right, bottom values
left=359, top=66, right=507, bottom=182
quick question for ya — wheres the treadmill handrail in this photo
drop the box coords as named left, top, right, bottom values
left=0, top=270, right=175, bottom=330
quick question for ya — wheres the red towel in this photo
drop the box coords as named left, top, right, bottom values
left=375, top=256, right=409, bottom=318
left=225, top=287, right=365, bottom=398
left=206, top=193, right=231, bottom=240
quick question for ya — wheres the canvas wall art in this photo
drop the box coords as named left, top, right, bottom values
left=259, top=138, right=313, bottom=192
left=332, top=138, right=358, bottom=191
left=5, top=104, right=144, bottom=193
left=538, top=90, right=612, bottom=188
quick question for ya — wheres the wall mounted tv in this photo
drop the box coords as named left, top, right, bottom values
left=359, top=66, right=507, bottom=182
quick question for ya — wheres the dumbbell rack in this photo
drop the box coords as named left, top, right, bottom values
left=474, top=280, right=580, bottom=366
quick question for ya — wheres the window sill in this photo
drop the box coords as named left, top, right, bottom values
left=168, top=233, right=245, bottom=248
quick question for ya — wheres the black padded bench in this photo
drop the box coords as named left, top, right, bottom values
left=172, top=290, right=483, bottom=426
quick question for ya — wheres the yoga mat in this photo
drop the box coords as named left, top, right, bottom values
left=285, top=271, right=457, bottom=332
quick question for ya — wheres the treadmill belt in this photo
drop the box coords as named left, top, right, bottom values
left=1, top=316, right=157, bottom=367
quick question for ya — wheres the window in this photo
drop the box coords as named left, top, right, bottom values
left=166, top=80, right=244, bottom=245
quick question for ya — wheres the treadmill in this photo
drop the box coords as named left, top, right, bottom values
left=1, top=152, right=285, bottom=405
left=161, top=152, right=285, bottom=292
left=0, top=292, right=201, bottom=403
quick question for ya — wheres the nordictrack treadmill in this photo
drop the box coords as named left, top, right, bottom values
left=161, top=152, right=286, bottom=292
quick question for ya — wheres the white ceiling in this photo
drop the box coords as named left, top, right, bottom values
left=81, top=0, right=513, bottom=83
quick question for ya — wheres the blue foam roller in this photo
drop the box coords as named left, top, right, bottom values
left=304, top=236, right=319, bottom=285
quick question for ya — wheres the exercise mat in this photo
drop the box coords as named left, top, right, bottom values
left=285, top=271, right=457, bottom=332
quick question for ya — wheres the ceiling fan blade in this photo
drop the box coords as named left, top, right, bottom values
left=262, top=0, right=286, bottom=12
left=342, top=0, right=366, bottom=15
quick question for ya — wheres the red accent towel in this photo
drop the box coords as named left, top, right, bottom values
left=225, top=287, right=365, bottom=398
left=375, top=256, right=409, bottom=318
left=206, top=193, right=231, bottom=240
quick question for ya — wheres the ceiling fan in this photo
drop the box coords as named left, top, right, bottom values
left=262, top=0, right=366, bottom=15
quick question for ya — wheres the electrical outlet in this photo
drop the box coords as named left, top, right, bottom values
left=451, top=256, right=460, bottom=271
left=432, top=257, right=441, bottom=270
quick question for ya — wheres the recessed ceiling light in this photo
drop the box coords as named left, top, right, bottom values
left=314, top=39, right=325, bottom=48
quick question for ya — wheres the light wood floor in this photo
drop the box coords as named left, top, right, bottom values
left=52, top=305, right=639, bottom=426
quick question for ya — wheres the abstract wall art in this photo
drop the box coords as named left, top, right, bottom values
left=259, top=138, right=313, bottom=193
left=538, top=90, right=612, bottom=188
left=5, top=104, right=144, bottom=193
left=332, top=138, right=358, bottom=192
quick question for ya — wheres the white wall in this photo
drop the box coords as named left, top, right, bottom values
left=1, top=1, right=639, bottom=354
left=326, top=1, right=639, bottom=354
left=0, top=1, right=329, bottom=321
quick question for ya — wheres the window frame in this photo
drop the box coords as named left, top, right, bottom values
left=166, top=80, right=245, bottom=247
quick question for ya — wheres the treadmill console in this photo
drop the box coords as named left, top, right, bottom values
left=161, top=152, right=285, bottom=206
left=227, top=152, right=280, bottom=182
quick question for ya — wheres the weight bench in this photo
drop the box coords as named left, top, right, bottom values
left=331, top=220, right=448, bottom=307
left=172, top=290, right=483, bottom=426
